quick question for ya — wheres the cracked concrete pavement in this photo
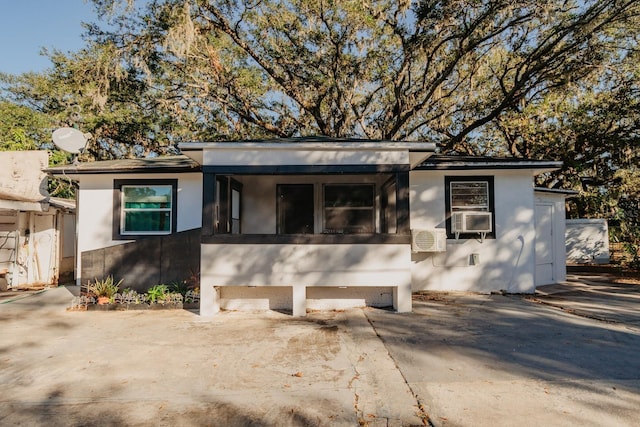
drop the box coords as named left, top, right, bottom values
left=1, top=274, right=640, bottom=426
left=0, top=287, right=425, bottom=426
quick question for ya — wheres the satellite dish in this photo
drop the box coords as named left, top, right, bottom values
left=52, top=127, right=88, bottom=154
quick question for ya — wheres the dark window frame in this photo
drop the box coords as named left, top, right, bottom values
left=113, top=179, right=178, bottom=240
left=444, top=176, right=496, bottom=239
left=322, top=183, right=375, bottom=234
left=201, top=168, right=411, bottom=244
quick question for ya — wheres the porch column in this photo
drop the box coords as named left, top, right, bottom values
left=292, top=285, right=307, bottom=317
left=200, top=284, right=220, bottom=317
left=393, top=281, right=412, bottom=313
left=202, top=173, right=216, bottom=237
left=396, top=171, right=410, bottom=234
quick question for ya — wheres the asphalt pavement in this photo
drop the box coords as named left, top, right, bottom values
left=1, top=274, right=639, bottom=426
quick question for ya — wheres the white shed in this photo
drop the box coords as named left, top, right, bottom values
left=566, top=218, right=610, bottom=264
left=0, top=151, right=76, bottom=290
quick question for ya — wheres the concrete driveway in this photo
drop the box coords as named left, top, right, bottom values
left=1, top=274, right=639, bottom=426
left=367, top=275, right=640, bottom=426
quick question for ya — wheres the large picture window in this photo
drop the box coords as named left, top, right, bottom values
left=114, top=180, right=177, bottom=239
left=323, top=184, right=375, bottom=234
left=275, top=183, right=376, bottom=235
left=445, top=176, right=495, bottom=239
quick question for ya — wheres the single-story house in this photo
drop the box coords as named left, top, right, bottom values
left=1, top=151, right=76, bottom=290
left=46, top=137, right=567, bottom=316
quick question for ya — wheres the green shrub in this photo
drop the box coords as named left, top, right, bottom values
left=146, top=284, right=169, bottom=303
left=170, top=280, right=190, bottom=297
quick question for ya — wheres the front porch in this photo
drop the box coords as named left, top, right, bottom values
left=179, top=138, right=435, bottom=316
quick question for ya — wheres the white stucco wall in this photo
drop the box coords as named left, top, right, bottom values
left=75, top=173, right=202, bottom=255
left=410, top=170, right=537, bottom=293
left=203, top=147, right=409, bottom=166
left=200, top=243, right=412, bottom=316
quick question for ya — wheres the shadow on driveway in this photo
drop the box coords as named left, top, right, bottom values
left=531, top=273, right=640, bottom=327
left=365, top=275, right=640, bottom=426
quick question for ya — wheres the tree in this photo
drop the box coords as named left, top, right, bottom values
left=1, top=43, right=180, bottom=161
left=0, top=100, right=52, bottom=151
left=488, top=45, right=640, bottom=206
left=486, top=44, right=640, bottom=264
left=86, top=0, right=639, bottom=150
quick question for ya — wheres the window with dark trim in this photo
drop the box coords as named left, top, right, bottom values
left=444, top=176, right=495, bottom=239
left=323, top=184, right=375, bottom=234
left=113, top=179, right=177, bottom=240
left=276, top=183, right=376, bottom=235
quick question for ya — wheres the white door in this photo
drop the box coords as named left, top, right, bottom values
left=535, top=203, right=554, bottom=286
left=33, top=213, right=56, bottom=285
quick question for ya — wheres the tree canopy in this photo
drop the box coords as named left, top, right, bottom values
left=78, top=0, right=640, bottom=151
left=1, top=0, right=640, bottom=260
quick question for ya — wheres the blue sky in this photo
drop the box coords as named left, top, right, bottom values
left=0, top=1, right=98, bottom=75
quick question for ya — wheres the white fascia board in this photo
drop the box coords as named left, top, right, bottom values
left=534, top=187, right=579, bottom=197
left=179, top=141, right=436, bottom=152
left=180, top=141, right=436, bottom=167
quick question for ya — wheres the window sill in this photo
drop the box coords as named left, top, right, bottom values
left=113, top=232, right=172, bottom=240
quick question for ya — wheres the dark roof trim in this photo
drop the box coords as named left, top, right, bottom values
left=45, top=155, right=201, bottom=175
left=415, top=155, right=562, bottom=171
left=203, top=164, right=410, bottom=175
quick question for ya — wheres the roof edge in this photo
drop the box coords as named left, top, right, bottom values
left=179, top=141, right=436, bottom=152
left=44, top=155, right=201, bottom=176
left=534, top=187, right=579, bottom=196
left=415, top=155, right=562, bottom=171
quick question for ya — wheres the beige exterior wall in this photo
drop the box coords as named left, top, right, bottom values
left=1, top=209, right=67, bottom=288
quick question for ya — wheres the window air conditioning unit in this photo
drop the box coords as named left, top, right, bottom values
left=451, top=211, right=493, bottom=234
left=412, top=229, right=447, bottom=253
